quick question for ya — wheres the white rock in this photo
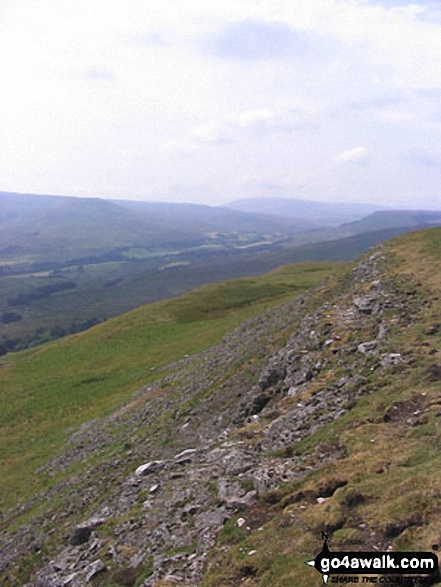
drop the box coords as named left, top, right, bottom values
left=62, top=573, right=79, bottom=586
left=85, top=559, right=107, bottom=581
left=135, top=460, right=165, bottom=476
left=174, top=448, right=197, bottom=460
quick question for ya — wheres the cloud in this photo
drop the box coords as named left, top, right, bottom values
left=361, top=0, right=423, bottom=6
left=1, top=0, right=441, bottom=208
left=199, top=19, right=310, bottom=60
left=334, top=146, right=369, bottom=165
left=343, top=94, right=403, bottom=112
left=137, top=31, right=169, bottom=46
left=416, top=87, right=441, bottom=99
left=241, top=178, right=287, bottom=195
left=165, top=100, right=323, bottom=153
left=79, top=69, right=115, bottom=81
left=404, top=148, right=441, bottom=168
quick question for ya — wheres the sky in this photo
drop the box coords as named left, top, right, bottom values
left=0, top=0, right=441, bottom=208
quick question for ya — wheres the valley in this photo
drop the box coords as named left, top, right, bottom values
left=1, top=192, right=440, bottom=355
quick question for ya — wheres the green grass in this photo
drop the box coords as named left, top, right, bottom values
left=0, top=261, right=339, bottom=510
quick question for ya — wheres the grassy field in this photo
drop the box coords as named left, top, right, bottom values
left=0, top=261, right=341, bottom=510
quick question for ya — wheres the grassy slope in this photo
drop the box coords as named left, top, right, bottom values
left=201, top=228, right=441, bottom=587
left=0, top=261, right=340, bottom=510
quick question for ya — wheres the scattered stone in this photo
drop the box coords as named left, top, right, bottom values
left=174, top=448, right=197, bottom=462
left=181, top=504, right=200, bottom=520
left=236, top=387, right=272, bottom=421
left=135, top=460, right=166, bottom=476
left=258, top=360, right=286, bottom=390
left=380, top=353, right=403, bottom=368
left=358, top=341, right=378, bottom=355
left=378, top=323, right=388, bottom=339
left=226, top=491, right=257, bottom=511
left=84, top=559, right=107, bottom=581
left=63, top=573, right=80, bottom=586
left=164, top=574, right=183, bottom=584
left=354, top=296, right=376, bottom=314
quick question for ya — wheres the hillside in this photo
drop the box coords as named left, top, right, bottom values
left=1, top=228, right=440, bottom=586
left=0, top=262, right=338, bottom=508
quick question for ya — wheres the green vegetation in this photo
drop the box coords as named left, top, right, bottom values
left=0, top=261, right=339, bottom=509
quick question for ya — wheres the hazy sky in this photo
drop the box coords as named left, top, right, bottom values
left=1, top=0, right=441, bottom=208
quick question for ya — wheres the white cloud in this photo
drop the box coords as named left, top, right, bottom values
left=165, top=99, right=325, bottom=153
left=334, top=146, right=369, bottom=165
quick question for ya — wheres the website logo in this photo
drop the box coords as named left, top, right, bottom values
left=306, top=533, right=439, bottom=585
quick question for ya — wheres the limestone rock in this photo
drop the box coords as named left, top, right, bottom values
left=358, top=340, right=378, bottom=355
left=84, top=559, right=107, bottom=581
left=135, top=460, right=166, bottom=476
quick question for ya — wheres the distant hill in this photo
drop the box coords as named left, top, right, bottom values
left=223, top=196, right=389, bottom=226
left=340, top=209, right=441, bottom=233
left=0, top=192, right=313, bottom=264
left=114, top=199, right=318, bottom=233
